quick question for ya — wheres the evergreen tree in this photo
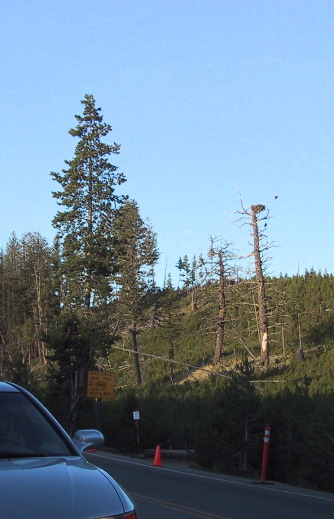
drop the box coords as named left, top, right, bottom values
left=112, top=200, right=159, bottom=384
left=176, top=255, right=191, bottom=289
left=1, top=233, right=53, bottom=372
left=193, top=360, right=260, bottom=474
left=158, top=286, right=182, bottom=381
left=176, top=255, right=199, bottom=310
left=44, top=310, right=113, bottom=433
left=48, top=94, right=126, bottom=428
left=19, top=233, right=53, bottom=364
left=51, top=94, right=126, bottom=309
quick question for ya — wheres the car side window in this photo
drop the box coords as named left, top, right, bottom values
left=0, top=392, right=73, bottom=456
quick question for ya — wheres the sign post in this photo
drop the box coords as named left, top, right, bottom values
left=133, top=411, right=140, bottom=457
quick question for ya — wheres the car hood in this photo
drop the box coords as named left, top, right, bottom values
left=0, top=456, right=134, bottom=519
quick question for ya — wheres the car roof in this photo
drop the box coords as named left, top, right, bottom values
left=0, top=382, right=20, bottom=392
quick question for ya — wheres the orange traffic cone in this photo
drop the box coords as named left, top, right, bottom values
left=151, top=445, right=163, bottom=467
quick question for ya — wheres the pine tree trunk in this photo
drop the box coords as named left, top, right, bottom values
left=213, top=251, right=226, bottom=364
left=85, top=156, right=94, bottom=309
left=69, top=362, right=87, bottom=435
left=150, top=302, right=158, bottom=328
left=191, top=288, right=198, bottom=312
left=131, top=326, right=142, bottom=385
left=33, top=265, right=47, bottom=364
left=168, top=340, right=175, bottom=380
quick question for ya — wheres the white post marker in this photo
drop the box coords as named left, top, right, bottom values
left=133, top=411, right=140, bottom=457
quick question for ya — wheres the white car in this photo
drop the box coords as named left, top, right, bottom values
left=0, top=381, right=137, bottom=518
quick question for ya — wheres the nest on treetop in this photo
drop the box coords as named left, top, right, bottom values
left=251, top=204, right=266, bottom=214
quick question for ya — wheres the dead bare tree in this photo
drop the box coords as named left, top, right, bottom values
left=206, top=238, right=236, bottom=365
left=251, top=205, right=270, bottom=367
left=237, top=203, right=270, bottom=367
left=214, top=248, right=227, bottom=364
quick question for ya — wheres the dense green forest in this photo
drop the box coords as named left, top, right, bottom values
left=1, top=94, right=334, bottom=492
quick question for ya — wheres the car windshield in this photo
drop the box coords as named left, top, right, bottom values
left=0, top=392, right=74, bottom=458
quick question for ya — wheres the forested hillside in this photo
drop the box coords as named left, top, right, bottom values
left=1, top=237, right=334, bottom=490
left=1, top=95, right=334, bottom=492
left=2, top=233, right=333, bottom=390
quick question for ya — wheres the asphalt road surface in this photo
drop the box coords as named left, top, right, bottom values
left=85, top=451, right=334, bottom=519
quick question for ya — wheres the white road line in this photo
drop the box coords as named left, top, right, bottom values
left=87, top=452, right=334, bottom=503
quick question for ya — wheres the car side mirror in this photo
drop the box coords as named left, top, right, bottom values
left=72, top=429, right=104, bottom=453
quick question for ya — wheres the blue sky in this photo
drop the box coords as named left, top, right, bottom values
left=1, top=1, right=334, bottom=286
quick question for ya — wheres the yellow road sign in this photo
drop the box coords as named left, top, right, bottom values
left=87, top=370, right=115, bottom=400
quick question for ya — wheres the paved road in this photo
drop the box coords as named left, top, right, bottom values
left=86, top=451, right=334, bottom=519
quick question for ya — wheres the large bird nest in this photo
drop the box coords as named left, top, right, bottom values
left=251, top=204, right=266, bottom=214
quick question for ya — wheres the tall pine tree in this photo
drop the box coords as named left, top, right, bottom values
left=51, top=94, right=126, bottom=309
left=48, top=95, right=126, bottom=430
left=112, top=200, right=159, bottom=384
